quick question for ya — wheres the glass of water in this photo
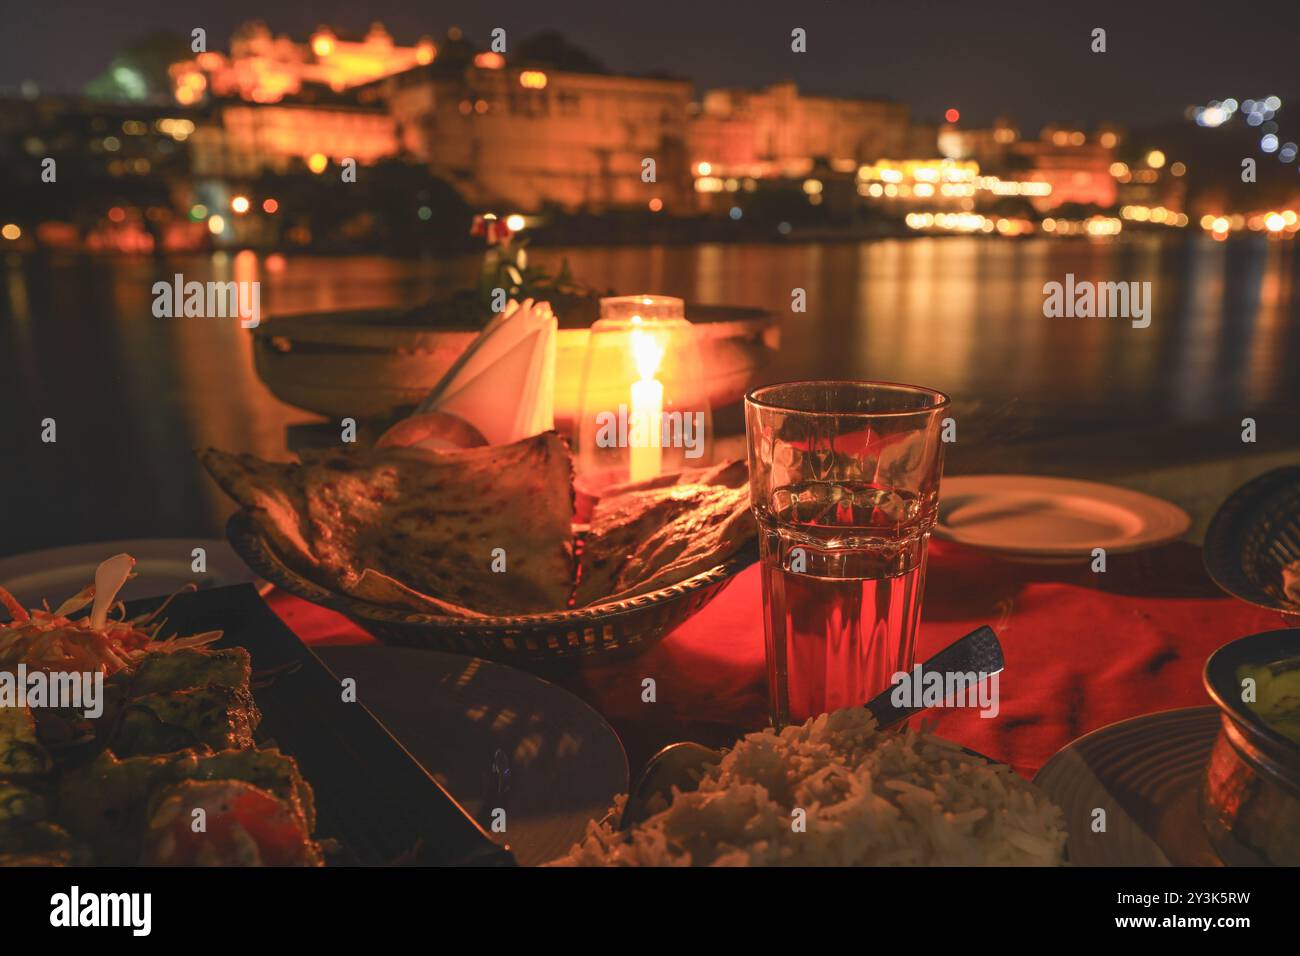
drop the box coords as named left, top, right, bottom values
left=744, top=381, right=950, bottom=728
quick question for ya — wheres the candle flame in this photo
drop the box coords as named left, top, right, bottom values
left=630, top=328, right=664, bottom=382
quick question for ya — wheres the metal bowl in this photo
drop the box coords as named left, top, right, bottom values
left=226, top=513, right=756, bottom=669
left=1201, top=628, right=1300, bottom=865
left=1203, top=466, right=1300, bottom=614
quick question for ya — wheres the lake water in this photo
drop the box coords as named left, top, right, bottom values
left=2, top=234, right=1298, bottom=556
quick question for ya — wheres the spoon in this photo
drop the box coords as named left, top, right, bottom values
left=619, top=624, right=1004, bottom=831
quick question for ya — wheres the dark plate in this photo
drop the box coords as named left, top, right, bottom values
left=127, top=583, right=514, bottom=866
left=1203, top=465, right=1300, bottom=613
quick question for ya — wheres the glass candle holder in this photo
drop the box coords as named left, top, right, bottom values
left=574, top=295, right=712, bottom=502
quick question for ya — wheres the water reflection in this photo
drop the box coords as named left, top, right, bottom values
left=0, top=235, right=1297, bottom=554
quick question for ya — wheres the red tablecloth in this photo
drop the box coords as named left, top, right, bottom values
left=268, top=539, right=1295, bottom=777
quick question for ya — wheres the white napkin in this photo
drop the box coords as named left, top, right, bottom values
left=415, top=298, right=556, bottom=445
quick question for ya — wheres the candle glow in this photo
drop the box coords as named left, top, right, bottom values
left=628, top=327, right=665, bottom=482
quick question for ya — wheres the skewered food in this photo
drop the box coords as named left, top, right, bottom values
left=0, top=556, right=321, bottom=866
left=60, top=747, right=316, bottom=864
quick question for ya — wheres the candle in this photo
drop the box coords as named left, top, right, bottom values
left=629, top=328, right=665, bottom=482
left=629, top=376, right=663, bottom=482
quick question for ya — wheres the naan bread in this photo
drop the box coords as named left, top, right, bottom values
left=199, top=432, right=575, bottom=616
left=577, top=461, right=755, bottom=607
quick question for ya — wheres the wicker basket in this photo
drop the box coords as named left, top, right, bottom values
left=226, top=513, right=757, bottom=668
left=1203, top=465, right=1300, bottom=614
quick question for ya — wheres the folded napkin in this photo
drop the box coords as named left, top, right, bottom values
left=415, top=298, right=556, bottom=446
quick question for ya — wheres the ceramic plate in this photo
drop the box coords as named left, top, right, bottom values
left=936, top=475, right=1190, bottom=558
left=314, top=645, right=627, bottom=866
left=0, top=538, right=258, bottom=608
left=1033, top=707, right=1221, bottom=866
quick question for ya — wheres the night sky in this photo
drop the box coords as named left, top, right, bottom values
left=2, top=0, right=1298, bottom=128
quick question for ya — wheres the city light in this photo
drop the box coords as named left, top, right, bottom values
left=1, top=224, right=20, bottom=240
left=207, top=215, right=226, bottom=235
left=1121, top=206, right=1188, bottom=228
left=307, top=153, right=329, bottom=174
left=944, top=108, right=960, bottom=123
left=311, top=30, right=336, bottom=58
left=262, top=198, right=279, bottom=214
left=505, top=214, right=527, bottom=231
left=231, top=196, right=251, bottom=215
left=519, top=71, right=549, bottom=90
left=474, top=52, right=505, bottom=69
left=1145, top=150, right=1166, bottom=169
left=648, top=198, right=663, bottom=212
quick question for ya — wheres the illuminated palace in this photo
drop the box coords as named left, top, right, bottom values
left=169, top=23, right=920, bottom=213
left=178, top=22, right=426, bottom=177
left=163, top=22, right=1151, bottom=220
left=371, top=51, right=696, bottom=212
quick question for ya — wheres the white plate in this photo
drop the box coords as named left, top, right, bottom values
left=313, top=646, right=627, bottom=867
left=0, top=538, right=258, bottom=609
left=1033, top=707, right=1222, bottom=866
left=936, top=475, right=1191, bottom=558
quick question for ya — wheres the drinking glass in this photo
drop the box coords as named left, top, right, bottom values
left=744, top=381, right=950, bottom=728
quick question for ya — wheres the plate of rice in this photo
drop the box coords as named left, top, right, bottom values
left=550, top=707, right=1067, bottom=866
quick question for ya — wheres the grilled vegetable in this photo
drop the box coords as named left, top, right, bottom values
left=0, top=705, right=53, bottom=777
left=0, top=779, right=48, bottom=826
left=0, top=821, right=89, bottom=866
left=109, top=685, right=259, bottom=757
left=126, top=647, right=252, bottom=696
left=60, top=747, right=316, bottom=864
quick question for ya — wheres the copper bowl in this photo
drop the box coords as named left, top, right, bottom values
left=226, top=513, right=756, bottom=669
left=1201, top=628, right=1300, bottom=865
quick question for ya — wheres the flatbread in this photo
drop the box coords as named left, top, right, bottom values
left=197, top=449, right=319, bottom=579
left=594, top=459, right=748, bottom=498
left=349, top=569, right=489, bottom=618
left=199, top=432, right=575, bottom=616
left=577, top=461, right=755, bottom=607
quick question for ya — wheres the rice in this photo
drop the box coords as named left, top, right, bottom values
left=550, top=707, right=1067, bottom=866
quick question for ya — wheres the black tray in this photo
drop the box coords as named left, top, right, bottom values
left=128, top=583, right=514, bottom=866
